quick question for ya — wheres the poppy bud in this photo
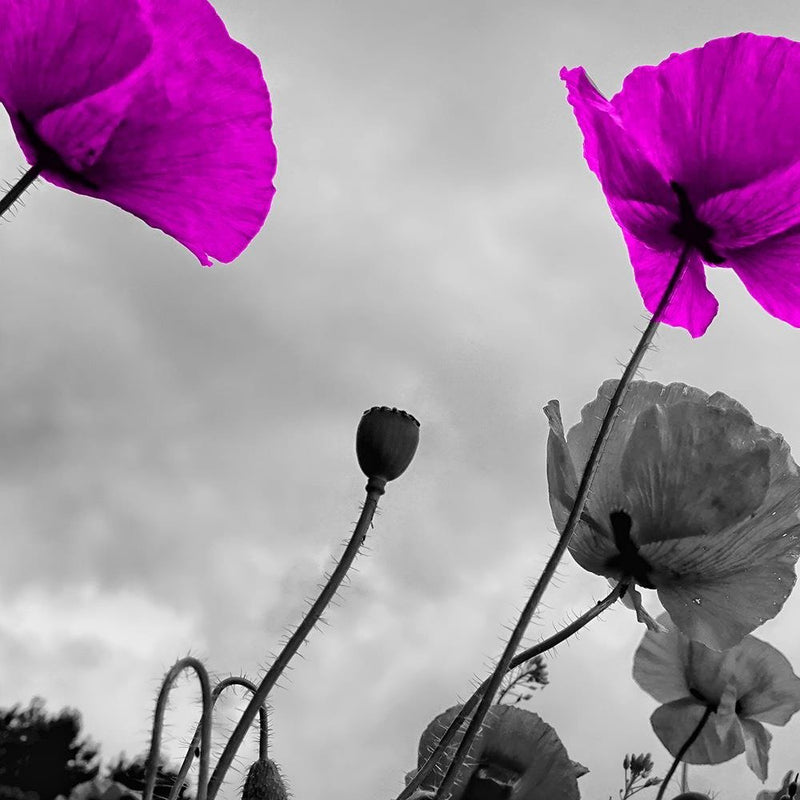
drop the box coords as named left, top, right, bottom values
left=670, top=794, right=712, bottom=800
left=356, top=406, right=420, bottom=495
left=242, top=758, right=289, bottom=800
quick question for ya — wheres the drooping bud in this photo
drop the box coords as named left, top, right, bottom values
left=242, top=759, right=289, bottom=800
left=356, top=406, right=420, bottom=495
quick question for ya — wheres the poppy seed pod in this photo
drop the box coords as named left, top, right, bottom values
left=356, top=406, right=420, bottom=494
left=242, top=758, right=289, bottom=800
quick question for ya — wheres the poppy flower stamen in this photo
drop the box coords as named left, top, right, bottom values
left=606, top=510, right=656, bottom=589
left=669, top=181, right=725, bottom=265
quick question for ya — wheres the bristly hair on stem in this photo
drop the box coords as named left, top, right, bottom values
left=398, top=580, right=629, bottom=799
left=205, top=489, right=383, bottom=799
left=429, top=246, right=690, bottom=800
left=144, top=656, right=212, bottom=800
left=0, top=164, right=42, bottom=219
left=168, top=676, right=270, bottom=800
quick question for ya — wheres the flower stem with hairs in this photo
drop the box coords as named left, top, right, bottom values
left=655, top=705, right=714, bottom=800
left=168, top=676, right=269, bottom=800
left=144, top=656, right=212, bottom=800
left=432, top=246, right=691, bottom=800
left=399, top=579, right=628, bottom=799
left=0, top=165, right=41, bottom=218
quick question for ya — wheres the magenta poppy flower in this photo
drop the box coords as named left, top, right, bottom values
left=408, top=704, right=586, bottom=800
left=562, top=33, right=800, bottom=336
left=545, top=379, right=800, bottom=650
left=0, top=0, right=277, bottom=265
left=633, top=613, right=800, bottom=781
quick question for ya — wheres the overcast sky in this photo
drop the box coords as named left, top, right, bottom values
left=3, top=2, right=800, bottom=799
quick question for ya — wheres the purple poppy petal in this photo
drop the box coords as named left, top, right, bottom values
left=560, top=66, right=675, bottom=246
left=415, top=706, right=581, bottom=800
left=654, top=560, right=797, bottom=650
left=734, top=637, right=800, bottom=726
left=2, top=0, right=277, bottom=265
left=699, top=161, right=800, bottom=251
left=635, top=613, right=736, bottom=704
left=741, top=719, right=772, bottom=781
left=632, top=615, right=691, bottom=704
left=724, top=230, right=800, bottom=328
left=619, top=402, right=771, bottom=545
left=612, top=34, right=800, bottom=201
left=0, top=0, right=152, bottom=116
left=622, top=231, right=718, bottom=337
left=650, top=696, right=745, bottom=765
left=544, top=399, right=620, bottom=574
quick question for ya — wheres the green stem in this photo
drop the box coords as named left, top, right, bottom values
left=680, top=760, right=688, bottom=792
left=655, top=705, right=714, bottom=800
left=0, top=164, right=41, bottom=218
left=399, top=580, right=628, bottom=799
left=144, top=657, right=212, bottom=800
left=433, top=245, right=691, bottom=800
left=168, top=676, right=268, bottom=800
left=206, top=488, right=383, bottom=799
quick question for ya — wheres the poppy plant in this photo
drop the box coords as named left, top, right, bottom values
left=562, top=33, right=800, bottom=337
left=545, top=379, right=800, bottom=650
left=633, top=613, right=800, bottom=781
left=0, top=0, right=277, bottom=265
left=408, top=704, right=586, bottom=800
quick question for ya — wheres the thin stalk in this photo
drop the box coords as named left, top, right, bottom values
left=433, top=245, right=691, bottom=800
left=0, top=164, right=41, bottom=218
left=144, top=656, right=212, bottom=800
left=399, top=580, right=628, bottom=799
left=680, top=761, right=688, bottom=792
left=206, top=488, right=383, bottom=800
left=168, top=677, right=268, bottom=800
left=655, top=705, right=714, bottom=800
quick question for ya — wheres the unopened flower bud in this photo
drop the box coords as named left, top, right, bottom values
left=356, top=406, right=420, bottom=494
left=623, top=754, right=630, bottom=770
left=670, top=794, right=712, bottom=800
left=242, top=758, right=289, bottom=800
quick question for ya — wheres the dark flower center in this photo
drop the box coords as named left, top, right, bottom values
left=463, top=762, right=519, bottom=800
left=669, top=181, right=725, bottom=264
left=17, top=113, right=99, bottom=191
left=604, top=510, right=656, bottom=589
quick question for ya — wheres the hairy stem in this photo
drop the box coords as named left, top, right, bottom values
left=206, top=489, right=383, bottom=799
left=144, top=657, right=212, bottom=800
left=168, top=676, right=268, bottom=800
left=432, top=245, right=691, bottom=800
left=399, top=580, right=628, bottom=799
left=0, top=164, right=41, bottom=219
left=655, top=705, right=714, bottom=800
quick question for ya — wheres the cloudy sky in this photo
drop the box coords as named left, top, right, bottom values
left=3, top=2, right=800, bottom=799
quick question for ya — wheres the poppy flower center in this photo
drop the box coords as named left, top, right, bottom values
left=689, top=686, right=720, bottom=713
left=16, top=113, right=99, bottom=191
left=605, top=510, right=656, bottom=589
left=669, top=181, right=725, bottom=265
left=464, top=762, right=519, bottom=800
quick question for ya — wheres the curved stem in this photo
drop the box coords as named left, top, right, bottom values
left=206, top=488, right=383, bottom=800
left=433, top=245, right=691, bottom=800
left=399, top=580, right=628, bottom=799
left=168, top=676, right=268, bottom=800
left=0, top=164, right=41, bottom=218
left=144, top=656, right=212, bottom=800
left=655, top=705, right=714, bottom=800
